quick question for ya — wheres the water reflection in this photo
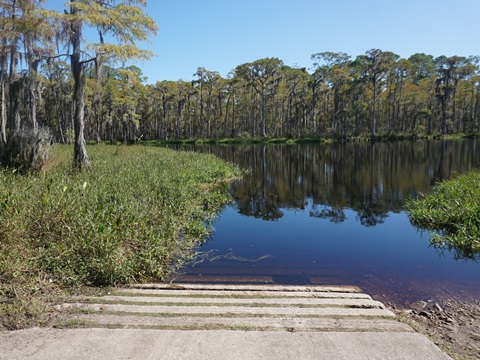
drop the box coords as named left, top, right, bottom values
left=171, top=140, right=480, bottom=306
left=177, top=140, right=479, bottom=225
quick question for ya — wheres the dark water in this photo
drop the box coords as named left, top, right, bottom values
left=173, top=140, right=480, bottom=307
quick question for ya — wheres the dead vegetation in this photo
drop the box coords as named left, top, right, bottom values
left=1, top=127, right=51, bottom=172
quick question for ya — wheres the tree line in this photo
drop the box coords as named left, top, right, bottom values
left=1, top=2, right=480, bottom=171
left=142, top=52, right=480, bottom=141
left=44, top=51, right=480, bottom=144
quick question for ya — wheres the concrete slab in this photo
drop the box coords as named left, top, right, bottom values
left=75, top=314, right=414, bottom=332
left=0, top=328, right=452, bottom=360
left=94, top=295, right=385, bottom=308
left=0, top=284, right=452, bottom=359
left=130, top=283, right=363, bottom=293
left=177, top=275, right=276, bottom=283
left=115, top=288, right=372, bottom=299
left=84, top=303, right=396, bottom=317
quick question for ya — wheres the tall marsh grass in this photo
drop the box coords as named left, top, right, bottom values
left=407, top=170, right=480, bottom=259
left=0, top=145, right=238, bottom=328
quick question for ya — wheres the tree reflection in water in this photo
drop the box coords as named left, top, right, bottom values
left=172, top=140, right=480, bottom=304
left=176, top=140, right=479, bottom=227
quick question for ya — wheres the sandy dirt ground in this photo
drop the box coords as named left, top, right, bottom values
left=397, top=298, right=480, bottom=360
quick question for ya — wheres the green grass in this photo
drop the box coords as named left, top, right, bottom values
left=406, top=170, right=480, bottom=259
left=0, top=144, right=239, bottom=329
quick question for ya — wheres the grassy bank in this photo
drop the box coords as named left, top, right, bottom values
left=0, top=145, right=239, bottom=329
left=406, top=170, right=480, bottom=259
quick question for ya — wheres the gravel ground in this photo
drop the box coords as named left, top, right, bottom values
left=398, top=298, right=480, bottom=360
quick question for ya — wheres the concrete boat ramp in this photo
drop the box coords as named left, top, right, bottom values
left=0, top=284, right=451, bottom=359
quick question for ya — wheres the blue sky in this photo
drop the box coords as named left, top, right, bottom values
left=50, top=0, right=480, bottom=83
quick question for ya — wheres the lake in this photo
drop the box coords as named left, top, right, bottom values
left=171, top=140, right=480, bottom=307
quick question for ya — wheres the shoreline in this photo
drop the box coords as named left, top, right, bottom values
left=397, top=297, right=480, bottom=360
left=141, top=133, right=479, bottom=146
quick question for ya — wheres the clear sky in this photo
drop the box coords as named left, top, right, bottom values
left=50, top=0, right=480, bottom=84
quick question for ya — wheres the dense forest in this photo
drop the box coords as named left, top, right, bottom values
left=89, top=52, right=480, bottom=141
left=1, top=1, right=480, bottom=165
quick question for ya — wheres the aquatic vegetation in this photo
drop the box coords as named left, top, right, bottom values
left=407, top=170, right=480, bottom=259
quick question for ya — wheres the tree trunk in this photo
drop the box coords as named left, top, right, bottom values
left=441, top=98, right=448, bottom=136
left=0, top=46, right=6, bottom=147
left=474, top=86, right=480, bottom=133
left=10, top=78, right=22, bottom=132
left=70, top=5, right=90, bottom=169
left=231, top=95, right=235, bottom=137
left=26, top=34, right=38, bottom=130
left=310, top=82, right=318, bottom=134
left=371, top=78, right=377, bottom=137
left=0, top=82, right=6, bottom=148
left=261, top=90, right=266, bottom=138
left=224, top=94, right=230, bottom=137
